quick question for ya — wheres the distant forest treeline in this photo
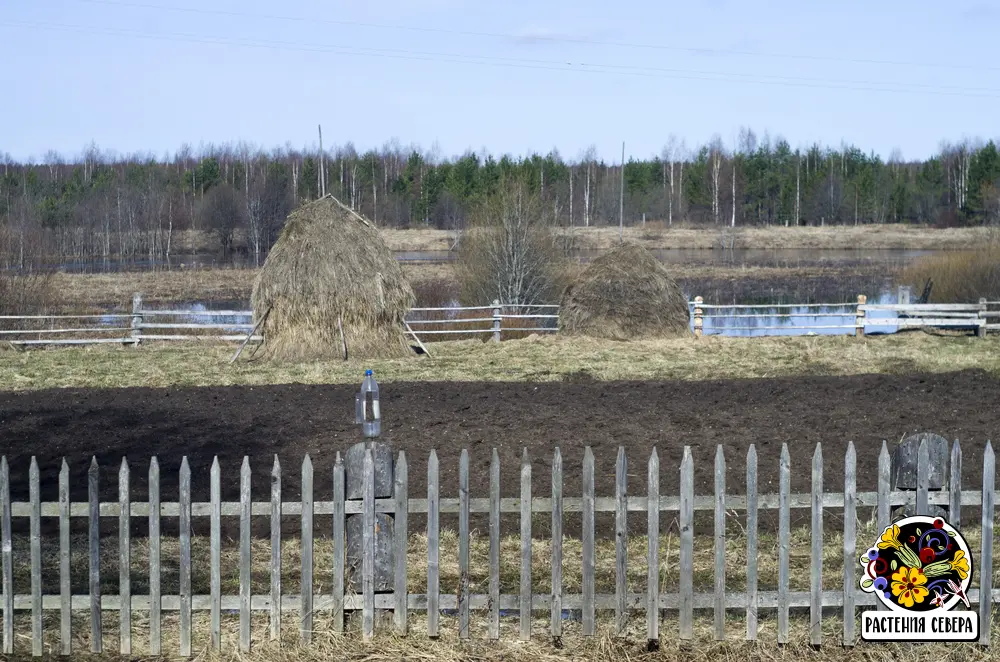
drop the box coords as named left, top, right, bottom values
left=1, top=130, right=999, bottom=266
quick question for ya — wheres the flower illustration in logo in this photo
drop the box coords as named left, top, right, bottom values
left=890, top=566, right=928, bottom=608
left=860, top=515, right=973, bottom=612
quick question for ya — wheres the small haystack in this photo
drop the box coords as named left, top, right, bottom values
left=559, top=242, right=690, bottom=340
left=251, top=196, right=416, bottom=361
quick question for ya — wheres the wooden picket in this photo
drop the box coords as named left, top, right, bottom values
left=679, top=445, right=693, bottom=640
left=1, top=457, right=11, bottom=655
left=777, top=444, right=790, bottom=644
left=614, top=446, right=627, bottom=636
left=394, top=451, right=408, bottom=635
left=301, top=455, right=314, bottom=644
left=980, top=442, right=995, bottom=647
left=239, top=457, right=251, bottom=652
left=426, top=450, right=439, bottom=638
left=713, top=445, right=725, bottom=641
left=272, top=456, right=284, bottom=638
left=59, top=460, right=71, bottom=656
left=29, top=458, right=40, bottom=658
left=458, top=449, right=470, bottom=639
left=582, top=447, right=595, bottom=636
left=209, top=458, right=221, bottom=651
left=810, top=444, right=822, bottom=647
left=551, top=447, right=563, bottom=640
left=0, top=441, right=994, bottom=656
left=745, top=445, right=758, bottom=641
left=520, top=449, right=531, bottom=642
left=117, top=459, right=130, bottom=656
left=148, top=458, right=160, bottom=656
left=842, top=442, right=856, bottom=647
left=489, top=449, right=501, bottom=641
left=87, top=457, right=100, bottom=654
left=646, top=448, right=659, bottom=645
left=178, top=457, right=191, bottom=657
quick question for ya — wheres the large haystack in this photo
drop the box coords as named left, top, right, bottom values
left=559, top=242, right=690, bottom=340
left=251, top=196, right=416, bottom=361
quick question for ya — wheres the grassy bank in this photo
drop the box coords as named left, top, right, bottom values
left=385, top=224, right=992, bottom=252
left=45, top=261, right=892, bottom=310
left=554, top=224, right=994, bottom=252
left=2, top=334, right=998, bottom=391
left=167, top=224, right=994, bottom=254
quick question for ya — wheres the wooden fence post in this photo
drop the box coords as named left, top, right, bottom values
left=582, top=447, right=596, bottom=636
left=855, top=295, right=866, bottom=338
left=551, top=447, right=563, bottom=642
left=88, top=457, right=101, bottom=654
left=427, top=451, right=440, bottom=638
left=131, top=293, right=142, bottom=345
left=777, top=445, right=790, bottom=644
left=647, top=448, right=660, bottom=646
left=0, top=458, right=10, bottom=656
left=693, top=297, right=704, bottom=337
left=60, top=460, right=72, bottom=656
left=843, top=442, right=857, bottom=647
left=458, top=450, right=470, bottom=639
left=679, top=447, right=694, bottom=640
left=980, top=441, right=995, bottom=647
left=746, top=445, right=758, bottom=641
left=979, top=298, right=988, bottom=338
left=492, top=300, right=502, bottom=342
left=810, top=443, right=823, bottom=647
left=713, top=445, right=726, bottom=641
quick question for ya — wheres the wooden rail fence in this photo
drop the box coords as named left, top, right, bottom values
left=0, top=437, right=996, bottom=656
left=692, top=295, right=1000, bottom=337
left=4, top=293, right=1000, bottom=346
left=1, top=297, right=559, bottom=346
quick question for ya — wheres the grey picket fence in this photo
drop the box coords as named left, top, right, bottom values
left=0, top=437, right=996, bottom=656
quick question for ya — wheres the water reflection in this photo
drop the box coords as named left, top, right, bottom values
left=692, top=290, right=923, bottom=337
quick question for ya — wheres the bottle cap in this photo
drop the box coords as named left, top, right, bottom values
left=365, top=369, right=373, bottom=376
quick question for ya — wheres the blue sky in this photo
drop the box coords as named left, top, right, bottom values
left=1, top=0, right=997, bottom=164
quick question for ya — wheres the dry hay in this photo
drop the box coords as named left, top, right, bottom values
left=558, top=242, right=690, bottom=340
left=251, top=196, right=416, bottom=361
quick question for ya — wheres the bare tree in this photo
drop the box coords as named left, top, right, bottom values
left=199, top=183, right=243, bottom=256
left=662, top=136, right=681, bottom=226
left=709, top=136, right=724, bottom=225
left=456, top=180, right=568, bottom=307
left=580, top=145, right=598, bottom=227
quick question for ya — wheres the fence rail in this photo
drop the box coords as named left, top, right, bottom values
left=0, top=436, right=996, bottom=655
left=1, top=294, right=260, bottom=347
left=404, top=300, right=559, bottom=342
left=691, top=295, right=1000, bottom=338
left=5, top=293, right=1000, bottom=346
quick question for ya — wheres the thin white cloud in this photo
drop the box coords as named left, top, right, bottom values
left=962, top=2, right=995, bottom=20
left=513, top=24, right=599, bottom=45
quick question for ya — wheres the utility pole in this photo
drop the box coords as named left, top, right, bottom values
left=318, top=124, right=326, bottom=197
left=619, top=141, right=625, bottom=244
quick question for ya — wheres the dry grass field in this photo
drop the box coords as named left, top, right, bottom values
left=146, top=223, right=992, bottom=255
left=3, top=333, right=1000, bottom=389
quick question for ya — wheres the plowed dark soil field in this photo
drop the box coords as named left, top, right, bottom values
left=1, top=369, right=997, bottom=533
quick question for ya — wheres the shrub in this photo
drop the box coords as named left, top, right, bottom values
left=900, top=247, right=1000, bottom=302
left=455, top=181, right=570, bottom=307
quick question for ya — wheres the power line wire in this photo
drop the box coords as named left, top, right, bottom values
left=4, top=19, right=1000, bottom=100
left=58, top=0, right=1000, bottom=74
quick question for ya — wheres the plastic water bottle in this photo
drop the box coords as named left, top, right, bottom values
left=355, top=369, right=381, bottom=438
